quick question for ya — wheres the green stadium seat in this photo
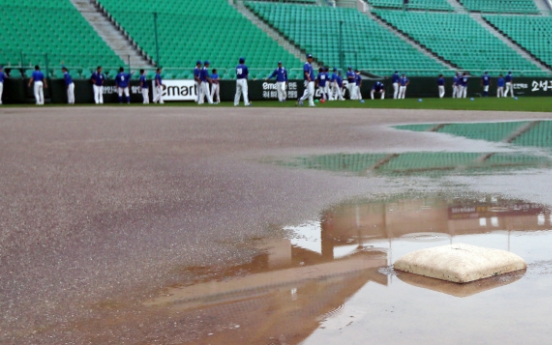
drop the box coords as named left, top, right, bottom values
left=366, top=0, right=453, bottom=11
left=459, top=0, right=539, bottom=14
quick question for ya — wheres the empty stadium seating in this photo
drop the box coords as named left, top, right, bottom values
left=459, top=0, right=539, bottom=14
left=96, top=0, right=303, bottom=79
left=0, top=0, right=123, bottom=77
left=286, top=153, right=389, bottom=173
left=485, top=15, right=552, bottom=68
left=246, top=2, right=451, bottom=76
left=374, top=10, right=544, bottom=76
left=366, top=0, right=453, bottom=11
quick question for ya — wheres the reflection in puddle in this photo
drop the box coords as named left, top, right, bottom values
left=144, top=195, right=552, bottom=344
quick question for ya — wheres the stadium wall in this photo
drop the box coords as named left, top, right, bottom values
left=1, top=77, right=551, bottom=104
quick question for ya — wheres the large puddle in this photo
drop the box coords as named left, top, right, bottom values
left=145, top=195, right=552, bottom=344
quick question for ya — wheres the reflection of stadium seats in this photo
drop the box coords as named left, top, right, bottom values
left=513, top=121, right=552, bottom=148
left=437, top=122, right=528, bottom=142
left=246, top=2, right=450, bottom=76
left=374, top=10, right=545, bottom=76
left=287, top=153, right=389, bottom=173
left=96, top=0, right=302, bottom=76
left=393, top=124, right=436, bottom=132
left=365, top=0, right=453, bottom=11
left=485, top=16, right=552, bottom=68
left=459, top=0, right=539, bottom=14
left=0, top=0, right=123, bottom=71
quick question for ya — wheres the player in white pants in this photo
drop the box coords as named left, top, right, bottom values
left=91, top=66, right=104, bottom=104
left=297, top=54, right=315, bottom=106
left=0, top=66, right=5, bottom=104
left=354, top=70, right=363, bottom=100
left=459, top=72, right=468, bottom=98
left=153, top=67, right=165, bottom=104
left=193, top=61, right=201, bottom=103
left=398, top=74, right=409, bottom=99
left=345, top=67, right=356, bottom=100
left=437, top=74, right=445, bottom=98
left=496, top=74, right=505, bottom=98
left=332, top=71, right=345, bottom=101
left=371, top=81, right=385, bottom=99
left=266, top=61, right=288, bottom=102
left=28, top=65, right=47, bottom=105
left=62, top=67, right=75, bottom=104
left=391, top=71, right=399, bottom=99
left=451, top=72, right=459, bottom=98
left=210, top=68, right=220, bottom=104
left=504, top=71, right=514, bottom=97
left=234, top=57, right=250, bottom=106
left=198, top=61, right=213, bottom=105
left=139, top=69, right=149, bottom=104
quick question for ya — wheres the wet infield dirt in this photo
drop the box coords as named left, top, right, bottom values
left=1, top=106, right=552, bottom=344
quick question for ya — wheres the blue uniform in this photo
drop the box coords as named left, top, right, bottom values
left=268, top=67, right=288, bottom=82
left=331, top=72, right=337, bottom=83
left=461, top=76, right=468, bottom=87
left=355, top=74, right=361, bottom=86
left=437, top=77, right=445, bottom=86
left=139, top=75, right=148, bottom=89
left=372, top=81, right=384, bottom=91
left=497, top=77, right=505, bottom=87
left=236, top=64, right=248, bottom=79
left=392, top=72, right=399, bottom=84
left=0, top=71, right=5, bottom=84
left=317, top=72, right=327, bottom=87
left=346, top=70, right=355, bottom=83
left=505, top=74, right=512, bottom=82
left=482, top=75, right=490, bottom=86
left=115, top=72, right=131, bottom=88
left=211, top=73, right=219, bottom=84
left=336, top=75, right=343, bottom=87
left=155, top=73, right=162, bottom=86
left=91, top=72, right=104, bottom=86
left=452, top=76, right=458, bottom=86
left=32, top=71, right=45, bottom=82
left=303, top=62, right=313, bottom=81
left=399, top=77, right=409, bottom=86
left=63, top=72, right=73, bottom=85
left=199, top=67, right=210, bottom=82
left=194, top=67, right=200, bottom=81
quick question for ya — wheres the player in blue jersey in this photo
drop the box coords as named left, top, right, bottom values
left=316, top=67, right=328, bottom=101
left=235, top=57, right=250, bottom=106
left=139, top=69, right=149, bottom=104
left=28, top=65, right=47, bottom=105
left=459, top=72, right=469, bottom=98
left=452, top=72, right=459, bottom=98
left=481, top=71, right=490, bottom=97
left=322, top=67, right=331, bottom=101
left=336, top=71, right=345, bottom=101
left=210, top=69, right=220, bottom=104
left=198, top=61, right=213, bottom=105
left=329, top=68, right=340, bottom=101
left=0, top=66, right=5, bottom=105
left=371, top=81, right=385, bottom=100
left=153, top=67, right=165, bottom=104
left=354, top=70, right=363, bottom=100
left=398, top=73, right=409, bottom=99
left=496, top=73, right=505, bottom=98
left=194, top=61, right=201, bottom=103
left=266, top=61, right=288, bottom=102
left=91, top=66, right=105, bottom=104
left=504, top=71, right=514, bottom=97
left=297, top=54, right=315, bottom=106
left=346, top=67, right=356, bottom=100
left=437, top=74, right=445, bottom=98
left=392, top=70, right=400, bottom=99
left=62, top=66, right=75, bottom=104
left=115, top=67, right=132, bottom=104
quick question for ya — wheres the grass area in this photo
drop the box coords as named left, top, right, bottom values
left=4, top=97, right=552, bottom=112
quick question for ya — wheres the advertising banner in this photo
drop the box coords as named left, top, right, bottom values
left=152, top=80, right=198, bottom=101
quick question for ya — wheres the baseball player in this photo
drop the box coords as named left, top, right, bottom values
left=346, top=66, right=356, bottom=100
left=392, top=70, right=400, bottom=99
left=452, top=72, right=459, bottom=98
left=115, top=67, right=132, bottom=104
left=153, top=67, right=165, bottom=104
left=62, top=67, right=75, bottom=104
left=28, top=65, right=47, bottom=105
left=335, top=71, right=345, bottom=101
left=297, top=54, right=315, bottom=107
left=139, top=69, right=149, bottom=104
left=329, top=68, right=339, bottom=101
left=497, top=74, right=505, bottom=98
left=193, top=61, right=201, bottom=103
left=323, top=67, right=331, bottom=101
left=0, top=66, right=5, bottom=105
left=398, top=73, right=409, bottom=99
left=354, top=70, right=363, bottom=100
left=90, top=66, right=105, bottom=104
left=234, top=57, right=250, bottom=106
left=437, top=74, right=445, bottom=98
left=504, top=71, right=514, bottom=97
left=315, top=67, right=328, bottom=101
left=371, top=81, right=385, bottom=100
left=211, top=68, right=220, bottom=104
left=459, top=72, right=469, bottom=98
left=266, top=61, right=287, bottom=102
left=481, top=71, right=490, bottom=97
left=198, top=61, right=213, bottom=105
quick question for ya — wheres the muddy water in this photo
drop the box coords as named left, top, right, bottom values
left=144, top=196, right=552, bottom=344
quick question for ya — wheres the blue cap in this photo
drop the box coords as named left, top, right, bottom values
left=278, top=61, right=282, bottom=64
left=348, top=66, right=352, bottom=69
left=239, top=57, right=245, bottom=63
left=508, top=71, right=512, bottom=74
left=204, top=60, right=209, bottom=65
left=333, top=67, right=337, bottom=71
left=196, top=60, right=201, bottom=65
left=395, top=70, right=398, bottom=73
left=307, top=54, right=313, bottom=58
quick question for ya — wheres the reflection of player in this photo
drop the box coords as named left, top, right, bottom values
left=392, top=70, right=399, bottom=99
left=266, top=61, right=287, bottom=102
left=459, top=72, right=468, bottom=98
left=481, top=71, right=490, bottom=97
left=354, top=70, right=362, bottom=100
left=234, top=57, right=250, bottom=106
left=496, top=74, right=505, bottom=98
left=316, top=67, right=328, bottom=100
left=0, top=66, right=5, bottom=105
left=28, top=65, right=47, bottom=105
left=346, top=67, right=356, bottom=100
left=371, top=81, right=385, bottom=100
left=153, top=67, right=165, bottom=104
left=210, top=69, right=220, bottom=104
left=297, top=54, right=315, bottom=107
left=437, top=74, right=445, bottom=98
left=504, top=71, right=514, bottom=97
left=398, top=74, right=409, bottom=99
left=193, top=61, right=201, bottom=103
left=139, top=69, right=149, bottom=104
left=198, top=61, right=213, bottom=105
left=115, top=67, right=131, bottom=104
left=62, top=66, right=75, bottom=104
left=91, top=66, right=104, bottom=104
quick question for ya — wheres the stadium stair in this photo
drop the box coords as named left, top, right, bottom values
left=457, top=0, right=540, bottom=14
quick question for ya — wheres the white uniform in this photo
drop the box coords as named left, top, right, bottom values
left=234, top=62, right=250, bottom=106
left=354, top=74, right=362, bottom=100
left=331, top=78, right=344, bottom=101
left=392, top=73, right=399, bottom=99
left=505, top=74, right=514, bottom=97
left=438, top=85, right=445, bottom=98
left=0, top=71, right=5, bottom=104
left=211, top=83, right=220, bottom=103
left=34, top=81, right=44, bottom=105
left=140, top=75, right=149, bottom=104
left=67, top=83, right=75, bottom=104
left=91, top=71, right=104, bottom=104
left=299, top=61, right=315, bottom=106
left=194, top=66, right=201, bottom=103
left=153, top=73, right=164, bottom=104
left=198, top=82, right=213, bottom=105
left=398, top=76, right=408, bottom=99
left=276, top=81, right=287, bottom=102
